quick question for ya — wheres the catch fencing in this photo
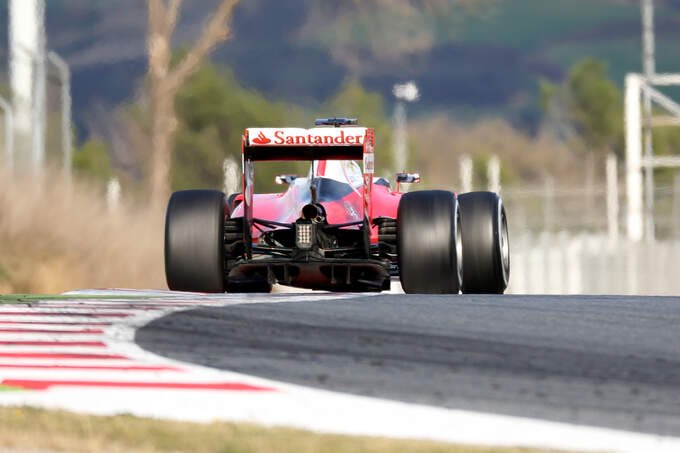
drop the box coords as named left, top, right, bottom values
left=507, top=231, right=679, bottom=295
left=495, top=178, right=679, bottom=295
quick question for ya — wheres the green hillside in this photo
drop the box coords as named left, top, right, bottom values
left=2, top=0, right=679, bottom=131
left=293, top=0, right=680, bottom=124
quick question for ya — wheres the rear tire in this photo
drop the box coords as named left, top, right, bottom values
left=397, top=191, right=462, bottom=294
left=165, top=190, right=226, bottom=293
left=458, top=191, right=510, bottom=294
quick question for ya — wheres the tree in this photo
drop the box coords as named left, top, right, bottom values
left=172, top=62, right=303, bottom=192
left=565, top=59, right=622, bottom=153
left=540, top=58, right=623, bottom=220
left=541, top=58, right=622, bottom=155
left=298, top=1, right=489, bottom=71
left=146, top=0, right=240, bottom=206
left=171, top=68, right=396, bottom=192
left=72, top=140, right=113, bottom=181
left=322, top=79, right=394, bottom=174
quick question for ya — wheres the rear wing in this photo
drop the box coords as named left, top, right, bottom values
left=244, top=127, right=367, bottom=161
left=240, top=127, right=375, bottom=246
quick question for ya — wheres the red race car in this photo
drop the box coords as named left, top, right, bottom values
left=164, top=118, right=509, bottom=294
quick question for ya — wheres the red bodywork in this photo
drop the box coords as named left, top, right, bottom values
left=230, top=175, right=402, bottom=244
left=225, top=126, right=403, bottom=291
left=233, top=127, right=403, bottom=244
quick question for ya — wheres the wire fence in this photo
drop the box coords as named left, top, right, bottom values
left=508, top=231, right=679, bottom=295
left=502, top=180, right=680, bottom=295
left=502, top=179, right=680, bottom=239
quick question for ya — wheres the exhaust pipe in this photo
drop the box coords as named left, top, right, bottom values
left=301, top=203, right=326, bottom=223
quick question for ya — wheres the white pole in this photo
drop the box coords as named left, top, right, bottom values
left=487, top=155, right=500, bottom=194
left=107, top=177, right=121, bottom=213
left=0, top=97, right=14, bottom=172
left=459, top=155, right=472, bottom=194
left=641, top=0, right=655, bottom=242
left=543, top=176, right=555, bottom=232
left=566, top=234, right=583, bottom=294
left=673, top=172, right=680, bottom=239
left=642, top=0, right=655, bottom=77
left=625, top=74, right=643, bottom=242
left=33, top=23, right=47, bottom=176
left=9, top=0, right=46, bottom=175
left=47, top=52, right=72, bottom=183
left=392, top=81, right=419, bottom=177
left=392, top=101, right=407, bottom=172
left=606, top=153, right=619, bottom=243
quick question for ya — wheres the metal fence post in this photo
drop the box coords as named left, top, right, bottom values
left=48, top=51, right=72, bottom=184
left=625, top=74, right=643, bottom=241
left=606, top=153, right=619, bottom=244
left=459, top=155, right=472, bottom=194
left=0, top=97, right=14, bottom=172
left=487, top=155, right=500, bottom=194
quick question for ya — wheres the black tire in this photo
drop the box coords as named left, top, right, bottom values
left=397, top=190, right=463, bottom=294
left=458, top=191, right=510, bottom=294
left=165, top=190, right=226, bottom=293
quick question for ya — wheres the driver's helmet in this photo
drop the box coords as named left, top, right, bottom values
left=311, top=160, right=363, bottom=187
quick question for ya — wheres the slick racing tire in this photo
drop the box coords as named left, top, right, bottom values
left=397, top=190, right=463, bottom=294
left=165, top=190, right=226, bottom=293
left=458, top=191, right=510, bottom=294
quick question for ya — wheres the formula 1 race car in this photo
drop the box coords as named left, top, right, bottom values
left=164, top=118, right=510, bottom=294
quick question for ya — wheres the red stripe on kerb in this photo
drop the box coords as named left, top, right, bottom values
left=0, top=341, right=105, bottom=347
left=0, top=364, right=180, bottom=371
left=2, top=379, right=273, bottom=391
left=0, top=312, right=129, bottom=317
left=0, top=352, right=127, bottom=359
left=0, top=328, right=104, bottom=334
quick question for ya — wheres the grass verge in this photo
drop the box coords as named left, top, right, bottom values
left=0, top=385, right=23, bottom=392
left=0, top=406, right=570, bottom=453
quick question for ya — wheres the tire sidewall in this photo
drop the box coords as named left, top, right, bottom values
left=458, top=191, right=509, bottom=294
left=164, top=190, right=226, bottom=293
left=397, top=190, right=462, bottom=294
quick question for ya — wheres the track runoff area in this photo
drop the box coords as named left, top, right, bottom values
left=0, top=290, right=679, bottom=453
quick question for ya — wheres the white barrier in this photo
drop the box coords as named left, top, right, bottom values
left=508, top=231, right=679, bottom=295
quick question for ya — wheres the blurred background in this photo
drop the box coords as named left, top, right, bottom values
left=0, top=0, right=678, bottom=295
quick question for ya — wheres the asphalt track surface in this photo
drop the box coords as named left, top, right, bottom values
left=136, top=294, right=680, bottom=437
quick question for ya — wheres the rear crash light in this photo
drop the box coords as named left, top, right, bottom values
left=295, top=222, right=315, bottom=250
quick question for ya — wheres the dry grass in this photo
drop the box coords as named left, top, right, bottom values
left=409, top=116, right=584, bottom=190
left=0, top=169, right=165, bottom=294
left=0, top=406, right=571, bottom=453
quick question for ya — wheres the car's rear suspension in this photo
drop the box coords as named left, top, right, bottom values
left=374, top=217, right=398, bottom=273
